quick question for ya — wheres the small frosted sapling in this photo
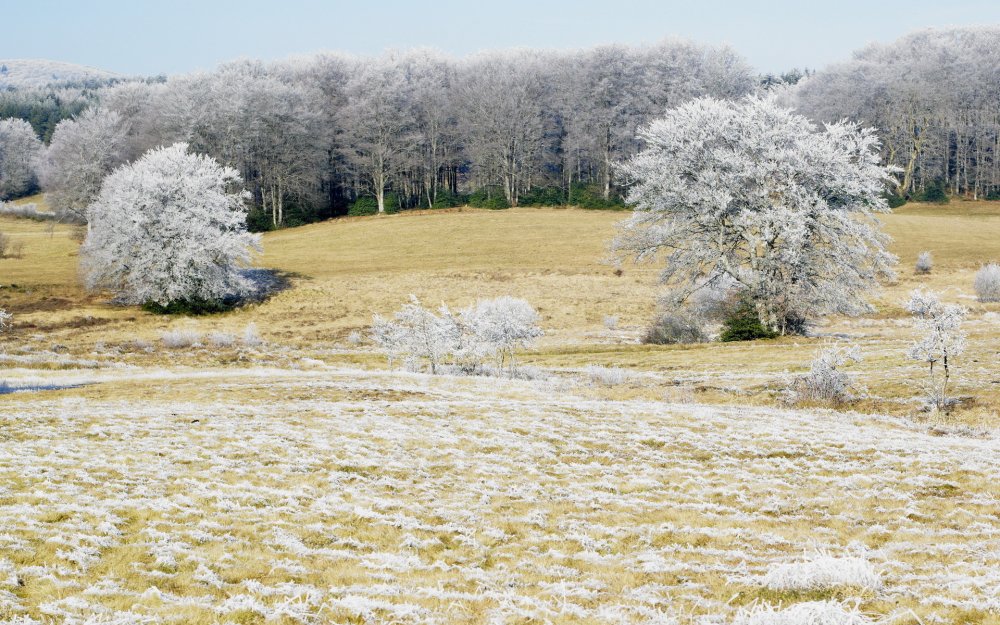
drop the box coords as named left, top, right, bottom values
left=904, top=289, right=968, bottom=412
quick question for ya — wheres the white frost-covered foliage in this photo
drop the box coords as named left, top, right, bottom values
left=974, top=263, right=1000, bottom=303
left=460, top=296, right=543, bottom=375
left=789, top=345, right=863, bottom=404
left=38, top=107, right=129, bottom=222
left=372, top=296, right=542, bottom=376
left=615, top=96, right=897, bottom=334
left=733, top=601, right=874, bottom=625
left=761, top=550, right=881, bottom=592
left=905, top=289, right=967, bottom=410
left=371, top=296, right=459, bottom=374
left=0, top=118, right=43, bottom=200
left=0, top=308, right=11, bottom=333
left=81, top=143, right=260, bottom=306
left=915, top=251, right=933, bottom=274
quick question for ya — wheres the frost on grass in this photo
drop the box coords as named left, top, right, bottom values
left=733, top=601, right=874, bottom=625
left=2, top=368, right=1000, bottom=623
left=761, top=550, right=881, bottom=592
left=159, top=328, right=201, bottom=349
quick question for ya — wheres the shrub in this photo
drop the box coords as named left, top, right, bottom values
left=346, top=330, right=363, bottom=345
left=348, top=195, right=399, bottom=216
left=915, top=251, right=933, bottom=274
left=431, top=189, right=465, bottom=209
left=788, top=345, right=863, bottom=405
left=0, top=232, right=23, bottom=259
left=568, top=183, right=626, bottom=210
left=242, top=323, right=263, bottom=347
left=720, top=302, right=778, bottom=342
left=519, top=186, right=564, bottom=207
left=142, top=298, right=235, bottom=315
left=0, top=308, right=11, bottom=333
left=467, top=188, right=510, bottom=210
left=642, top=313, right=707, bottom=345
left=160, top=328, right=201, bottom=349
left=974, top=263, right=1000, bottom=302
left=918, top=179, right=949, bottom=204
left=206, top=331, right=236, bottom=348
left=882, top=190, right=906, bottom=208
left=602, top=315, right=619, bottom=330
left=372, top=295, right=542, bottom=377
left=584, top=365, right=633, bottom=387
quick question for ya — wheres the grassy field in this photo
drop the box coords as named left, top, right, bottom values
left=1, top=198, right=1000, bottom=623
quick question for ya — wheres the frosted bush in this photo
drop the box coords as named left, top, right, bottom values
left=733, top=601, right=874, bottom=625
left=788, top=345, right=862, bottom=404
left=372, top=295, right=542, bottom=377
left=0, top=309, right=10, bottom=333
left=346, top=330, right=363, bottom=345
left=242, top=323, right=263, bottom=347
left=584, top=365, right=633, bottom=387
left=974, top=263, right=1000, bottom=302
left=915, top=251, right=933, bottom=274
left=459, top=296, right=542, bottom=376
left=603, top=315, right=619, bottom=330
left=160, top=328, right=201, bottom=349
left=207, top=332, right=236, bottom=348
left=905, top=289, right=967, bottom=410
left=371, top=296, right=459, bottom=374
left=761, top=550, right=881, bottom=592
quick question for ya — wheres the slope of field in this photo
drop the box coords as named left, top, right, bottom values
left=1, top=200, right=1000, bottom=623
left=0, top=59, right=119, bottom=89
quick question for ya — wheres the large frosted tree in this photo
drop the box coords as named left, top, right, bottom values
left=81, top=143, right=261, bottom=306
left=615, top=96, right=897, bottom=334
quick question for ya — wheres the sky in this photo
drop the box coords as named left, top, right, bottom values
left=2, top=0, right=999, bottom=76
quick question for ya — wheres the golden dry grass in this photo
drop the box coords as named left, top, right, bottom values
left=2, top=197, right=1000, bottom=623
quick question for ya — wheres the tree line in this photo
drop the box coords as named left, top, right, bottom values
left=2, top=41, right=755, bottom=227
left=786, top=26, right=1000, bottom=201
left=3, top=26, right=1000, bottom=228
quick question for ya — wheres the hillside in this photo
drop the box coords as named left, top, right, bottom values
left=1, top=201, right=1000, bottom=623
left=0, top=58, right=120, bottom=89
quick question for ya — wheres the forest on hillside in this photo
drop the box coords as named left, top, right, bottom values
left=1, top=26, right=999, bottom=229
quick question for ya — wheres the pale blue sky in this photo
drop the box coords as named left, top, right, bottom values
left=2, top=0, right=999, bottom=76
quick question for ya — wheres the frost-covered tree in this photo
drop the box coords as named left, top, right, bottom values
left=904, top=289, right=968, bottom=411
left=0, top=118, right=42, bottom=199
left=615, top=96, right=897, bottom=334
left=460, top=297, right=543, bottom=376
left=974, top=263, right=1000, bottom=303
left=81, top=143, right=261, bottom=306
left=39, top=107, right=129, bottom=223
left=370, top=295, right=459, bottom=373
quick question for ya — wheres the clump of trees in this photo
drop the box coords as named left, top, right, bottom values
left=1, top=41, right=753, bottom=228
left=789, top=26, right=1000, bottom=201
left=371, top=295, right=542, bottom=377
left=616, top=96, right=897, bottom=337
left=80, top=143, right=261, bottom=308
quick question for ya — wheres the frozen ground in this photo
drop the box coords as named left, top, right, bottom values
left=1, top=365, right=999, bottom=624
